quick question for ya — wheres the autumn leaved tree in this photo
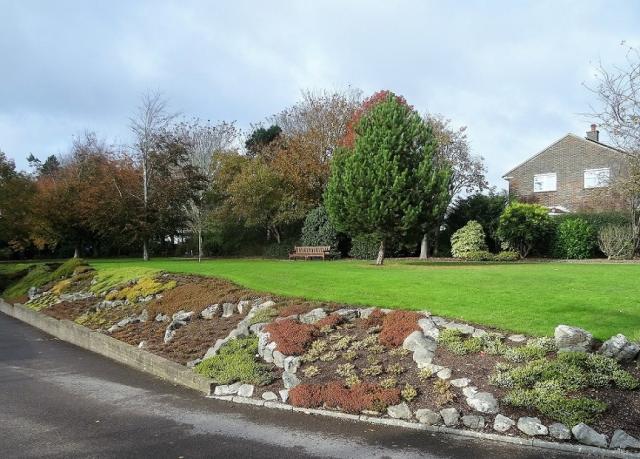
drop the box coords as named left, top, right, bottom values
left=325, top=91, right=451, bottom=265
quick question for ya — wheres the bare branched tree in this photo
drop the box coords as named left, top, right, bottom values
left=177, top=119, right=238, bottom=261
left=129, top=91, right=177, bottom=261
left=587, top=44, right=640, bottom=250
left=420, top=114, right=488, bottom=258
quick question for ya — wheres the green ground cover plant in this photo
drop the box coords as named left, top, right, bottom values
left=83, top=258, right=640, bottom=339
left=195, top=336, right=273, bottom=385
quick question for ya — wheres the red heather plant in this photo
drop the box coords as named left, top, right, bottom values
left=264, top=319, right=317, bottom=355
left=379, top=310, right=422, bottom=347
left=289, top=382, right=401, bottom=413
left=315, top=313, right=344, bottom=330
left=341, top=90, right=411, bottom=148
left=278, top=304, right=313, bottom=318
left=361, top=308, right=385, bottom=328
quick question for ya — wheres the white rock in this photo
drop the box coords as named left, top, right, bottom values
left=282, top=371, right=300, bottom=389
left=358, top=307, right=375, bottom=319
left=299, top=308, right=327, bottom=324
left=507, top=334, right=527, bottom=343
left=466, top=392, right=499, bottom=414
left=517, top=417, right=548, bottom=436
left=439, top=407, right=460, bottom=426
left=493, top=414, right=515, bottom=432
left=436, top=368, right=452, bottom=380
left=444, top=322, right=475, bottom=335
left=472, top=329, right=488, bottom=338
left=237, top=300, right=250, bottom=314
left=403, top=331, right=437, bottom=354
left=548, top=423, right=571, bottom=440
left=462, top=386, right=478, bottom=398
left=279, top=389, right=289, bottom=403
left=387, top=402, right=412, bottom=420
left=262, top=391, right=278, bottom=401
left=283, top=356, right=300, bottom=374
left=138, top=341, right=146, bottom=349
left=418, top=317, right=440, bottom=340
left=450, top=378, right=470, bottom=388
left=599, top=334, right=640, bottom=362
left=222, top=303, right=235, bottom=318
left=462, top=414, right=485, bottom=429
left=172, top=310, right=194, bottom=322
left=571, top=423, right=608, bottom=448
left=214, top=382, right=242, bottom=396
left=610, top=429, right=640, bottom=450
left=237, top=384, right=254, bottom=398
left=415, top=408, right=441, bottom=425
left=554, top=325, right=594, bottom=352
left=273, top=350, right=285, bottom=368
left=200, top=304, right=219, bottom=320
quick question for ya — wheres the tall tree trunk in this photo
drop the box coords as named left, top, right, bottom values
left=198, top=227, right=203, bottom=262
left=375, top=239, right=385, bottom=265
left=433, top=226, right=441, bottom=257
left=142, top=156, right=149, bottom=261
left=419, top=233, right=429, bottom=259
left=73, top=245, right=80, bottom=259
left=143, top=240, right=149, bottom=261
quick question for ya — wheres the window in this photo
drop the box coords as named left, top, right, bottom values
left=533, top=173, right=557, bottom=192
left=584, top=168, right=610, bottom=188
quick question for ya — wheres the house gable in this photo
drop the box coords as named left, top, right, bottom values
left=503, top=133, right=628, bottom=212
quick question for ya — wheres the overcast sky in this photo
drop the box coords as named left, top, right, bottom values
left=1, top=1, right=639, bottom=187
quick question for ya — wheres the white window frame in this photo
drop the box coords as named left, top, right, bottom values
left=533, top=173, right=557, bottom=192
left=584, top=168, right=610, bottom=189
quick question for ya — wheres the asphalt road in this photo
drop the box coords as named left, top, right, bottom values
left=0, top=312, right=581, bottom=459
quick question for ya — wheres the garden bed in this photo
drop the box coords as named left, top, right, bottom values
left=4, top=260, right=639, bottom=453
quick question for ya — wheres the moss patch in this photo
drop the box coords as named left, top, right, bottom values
left=195, top=337, right=273, bottom=385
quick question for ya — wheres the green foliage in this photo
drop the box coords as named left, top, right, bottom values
left=494, top=351, right=638, bottom=425
left=451, top=220, right=487, bottom=258
left=401, top=384, right=417, bottom=402
left=195, top=337, right=273, bottom=386
left=348, top=234, right=379, bottom=260
left=262, top=241, right=295, bottom=259
left=300, top=206, right=341, bottom=256
left=555, top=218, right=595, bottom=259
left=248, top=307, right=278, bottom=326
left=494, top=251, right=520, bottom=262
left=245, top=125, right=282, bottom=157
left=497, top=202, right=554, bottom=258
left=105, top=276, right=177, bottom=302
left=438, top=329, right=484, bottom=355
left=325, top=92, right=451, bottom=264
left=443, top=192, right=508, bottom=253
left=3, top=258, right=89, bottom=299
left=463, top=250, right=495, bottom=261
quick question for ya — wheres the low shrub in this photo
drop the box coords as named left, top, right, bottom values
left=433, top=379, right=456, bottom=406
left=494, top=250, right=520, bottom=262
left=105, top=276, right=177, bottom=303
left=315, top=313, right=344, bottom=330
left=361, top=308, right=385, bottom=328
left=401, top=384, right=418, bottom=402
left=289, top=382, right=401, bottom=413
left=248, top=307, right=278, bottom=326
left=497, top=202, right=555, bottom=257
left=438, top=329, right=483, bottom=355
left=264, top=319, right=317, bottom=355
left=451, top=220, right=488, bottom=258
left=555, top=218, right=595, bottom=259
left=349, top=234, right=380, bottom=260
left=463, top=250, right=494, bottom=261
left=379, top=310, right=421, bottom=347
left=598, top=224, right=635, bottom=260
left=195, top=337, right=273, bottom=386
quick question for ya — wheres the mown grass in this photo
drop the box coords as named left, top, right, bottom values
left=84, top=258, right=640, bottom=340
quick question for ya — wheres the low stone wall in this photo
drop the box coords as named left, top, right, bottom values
left=0, top=299, right=215, bottom=395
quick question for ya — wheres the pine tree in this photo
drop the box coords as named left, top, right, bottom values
left=325, top=92, right=451, bottom=265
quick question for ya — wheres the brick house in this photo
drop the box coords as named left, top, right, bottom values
left=502, top=125, right=629, bottom=214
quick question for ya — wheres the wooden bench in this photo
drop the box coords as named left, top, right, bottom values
left=288, top=246, right=331, bottom=260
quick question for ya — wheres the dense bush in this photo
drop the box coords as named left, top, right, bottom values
left=195, top=337, right=273, bottom=385
left=463, top=250, right=494, bottom=261
left=379, top=310, right=421, bottom=347
left=443, top=192, right=508, bottom=253
left=494, top=250, right=520, bottom=262
left=348, top=234, right=380, bottom=259
left=598, top=224, right=635, bottom=260
left=450, top=220, right=487, bottom=258
left=289, top=381, right=401, bottom=413
left=497, top=202, right=554, bottom=258
left=300, top=206, right=341, bottom=256
left=555, top=218, right=596, bottom=259
left=264, top=319, right=318, bottom=355
left=262, top=241, right=295, bottom=259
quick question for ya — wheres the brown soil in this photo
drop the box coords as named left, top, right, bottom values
left=111, top=313, right=248, bottom=365
left=44, top=298, right=96, bottom=321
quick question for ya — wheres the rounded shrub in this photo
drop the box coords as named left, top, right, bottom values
left=556, top=217, right=595, bottom=259
left=450, top=220, right=487, bottom=258
left=494, top=250, right=520, bottom=262
left=497, top=202, right=554, bottom=258
left=301, top=206, right=340, bottom=252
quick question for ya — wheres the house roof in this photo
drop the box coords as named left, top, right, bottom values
left=502, top=133, right=626, bottom=179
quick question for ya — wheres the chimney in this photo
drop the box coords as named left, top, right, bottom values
left=586, top=124, right=599, bottom=142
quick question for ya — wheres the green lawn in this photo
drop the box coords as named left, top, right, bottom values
left=87, top=258, right=640, bottom=340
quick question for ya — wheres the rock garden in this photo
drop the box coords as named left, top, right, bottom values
left=3, top=259, right=640, bottom=454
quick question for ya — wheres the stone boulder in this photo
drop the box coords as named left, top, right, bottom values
left=466, top=391, right=499, bottom=414
left=200, top=304, right=219, bottom=320
left=415, top=408, right=441, bottom=425
left=237, top=384, right=254, bottom=398
left=282, top=371, right=300, bottom=389
left=462, top=415, right=485, bottom=429
left=571, top=423, right=608, bottom=448
left=517, top=417, right=548, bottom=436
left=548, top=423, right=571, bottom=440
left=214, top=382, right=241, bottom=396
left=439, top=407, right=460, bottom=426
left=554, top=325, right=594, bottom=352
left=493, top=414, right=515, bottom=433
left=222, top=303, right=235, bottom=318
left=599, top=334, right=640, bottom=362
left=387, top=402, right=412, bottom=420
left=299, top=308, right=327, bottom=324
left=262, top=391, right=278, bottom=401
left=418, top=317, right=440, bottom=340
left=609, top=429, right=640, bottom=450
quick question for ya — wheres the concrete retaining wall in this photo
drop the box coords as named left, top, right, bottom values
left=0, top=299, right=215, bottom=395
